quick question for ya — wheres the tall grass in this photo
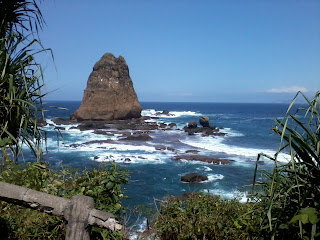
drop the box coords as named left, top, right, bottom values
left=0, top=0, right=49, bottom=163
left=251, top=91, right=320, bottom=240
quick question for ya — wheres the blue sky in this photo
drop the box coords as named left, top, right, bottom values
left=40, top=0, right=320, bottom=103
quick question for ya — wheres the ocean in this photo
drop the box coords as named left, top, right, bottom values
left=37, top=101, right=293, bottom=228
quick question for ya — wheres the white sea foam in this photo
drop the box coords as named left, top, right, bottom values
left=204, top=189, right=248, bottom=203
left=93, top=152, right=167, bottom=164
left=73, top=142, right=157, bottom=153
left=204, top=174, right=224, bottom=182
left=222, top=128, right=244, bottom=137
left=180, top=135, right=290, bottom=163
left=196, top=166, right=213, bottom=172
left=164, top=111, right=201, bottom=118
left=128, top=218, right=151, bottom=240
left=45, top=119, right=79, bottom=130
left=141, top=109, right=157, bottom=116
left=142, top=109, right=201, bottom=118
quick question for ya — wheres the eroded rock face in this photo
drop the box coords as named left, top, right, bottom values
left=71, top=53, right=142, bottom=121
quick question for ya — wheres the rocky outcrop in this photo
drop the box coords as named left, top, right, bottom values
left=184, top=116, right=226, bottom=136
left=183, top=125, right=226, bottom=136
left=120, top=134, right=153, bottom=141
left=185, top=150, right=200, bottom=154
left=172, top=155, right=231, bottom=165
left=70, top=53, right=142, bottom=121
left=36, top=119, right=47, bottom=127
left=181, top=173, right=208, bottom=183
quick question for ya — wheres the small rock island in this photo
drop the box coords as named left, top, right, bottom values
left=71, top=53, right=142, bottom=121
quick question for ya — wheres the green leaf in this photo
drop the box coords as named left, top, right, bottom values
left=300, top=214, right=309, bottom=224
left=300, top=207, right=317, bottom=215
left=309, top=214, right=319, bottom=225
left=106, top=182, right=114, bottom=190
left=101, top=179, right=108, bottom=184
left=300, top=208, right=319, bottom=225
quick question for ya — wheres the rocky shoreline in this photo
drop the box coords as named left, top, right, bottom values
left=40, top=114, right=232, bottom=183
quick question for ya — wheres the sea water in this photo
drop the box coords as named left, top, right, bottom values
left=32, top=101, right=296, bottom=229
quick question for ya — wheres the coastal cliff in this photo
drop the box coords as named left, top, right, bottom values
left=71, top=53, right=142, bottom=121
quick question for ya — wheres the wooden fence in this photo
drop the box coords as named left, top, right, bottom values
left=0, top=181, right=122, bottom=240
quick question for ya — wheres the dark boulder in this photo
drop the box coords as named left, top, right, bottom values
left=168, top=123, right=177, bottom=128
left=162, top=110, right=169, bottom=115
left=183, top=125, right=226, bottom=137
left=188, top=121, right=197, bottom=128
left=121, top=134, right=153, bottom=141
left=172, top=155, right=231, bottom=165
left=181, top=173, right=208, bottom=183
left=54, top=127, right=66, bottom=131
left=185, top=150, right=200, bottom=154
left=37, top=119, right=47, bottom=127
left=159, top=123, right=167, bottom=129
left=166, top=147, right=175, bottom=152
left=199, top=116, right=210, bottom=127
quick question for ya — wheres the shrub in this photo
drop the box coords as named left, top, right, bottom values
left=154, top=192, right=262, bottom=240
left=251, top=91, right=320, bottom=240
left=0, top=161, right=128, bottom=239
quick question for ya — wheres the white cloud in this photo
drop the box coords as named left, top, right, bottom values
left=267, top=86, right=308, bottom=93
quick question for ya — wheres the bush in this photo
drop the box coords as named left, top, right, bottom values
left=0, top=161, right=128, bottom=240
left=251, top=91, right=320, bottom=239
left=154, top=192, right=262, bottom=240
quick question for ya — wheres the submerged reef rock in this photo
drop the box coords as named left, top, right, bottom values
left=71, top=53, right=142, bottom=121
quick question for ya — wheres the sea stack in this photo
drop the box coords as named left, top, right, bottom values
left=71, top=53, right=142, bottom=121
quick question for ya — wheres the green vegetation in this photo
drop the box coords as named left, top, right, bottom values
left=1, top=1, right=319, bottom=239
left=0, top=161, right=128, bottom=239
left=153, top=91, right=319, bottom=240
left=154, top=192, right=262, bottom=240
left=0, top=0, right=48, bottom=163
left=251, top=91, right=320, bottom=240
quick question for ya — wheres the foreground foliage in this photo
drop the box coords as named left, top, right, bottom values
left=154, top=91, right=320, bottom=240
left=154, top=192, right=262, bottom=240
left=0, top=161, right=128, bottom=240
left=0, top=0, right=49, bottom=163
left=252, top=91, right=320, bottom=239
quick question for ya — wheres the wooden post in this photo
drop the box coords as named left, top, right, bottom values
left=0, top=181, right=69, bottom=216
left=64, top=195, right=94, bottom=240
left=0, top=181, right=123, bottom=240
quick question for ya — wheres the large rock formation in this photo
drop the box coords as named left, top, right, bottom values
left=71, top=53, right=142, bottom=121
